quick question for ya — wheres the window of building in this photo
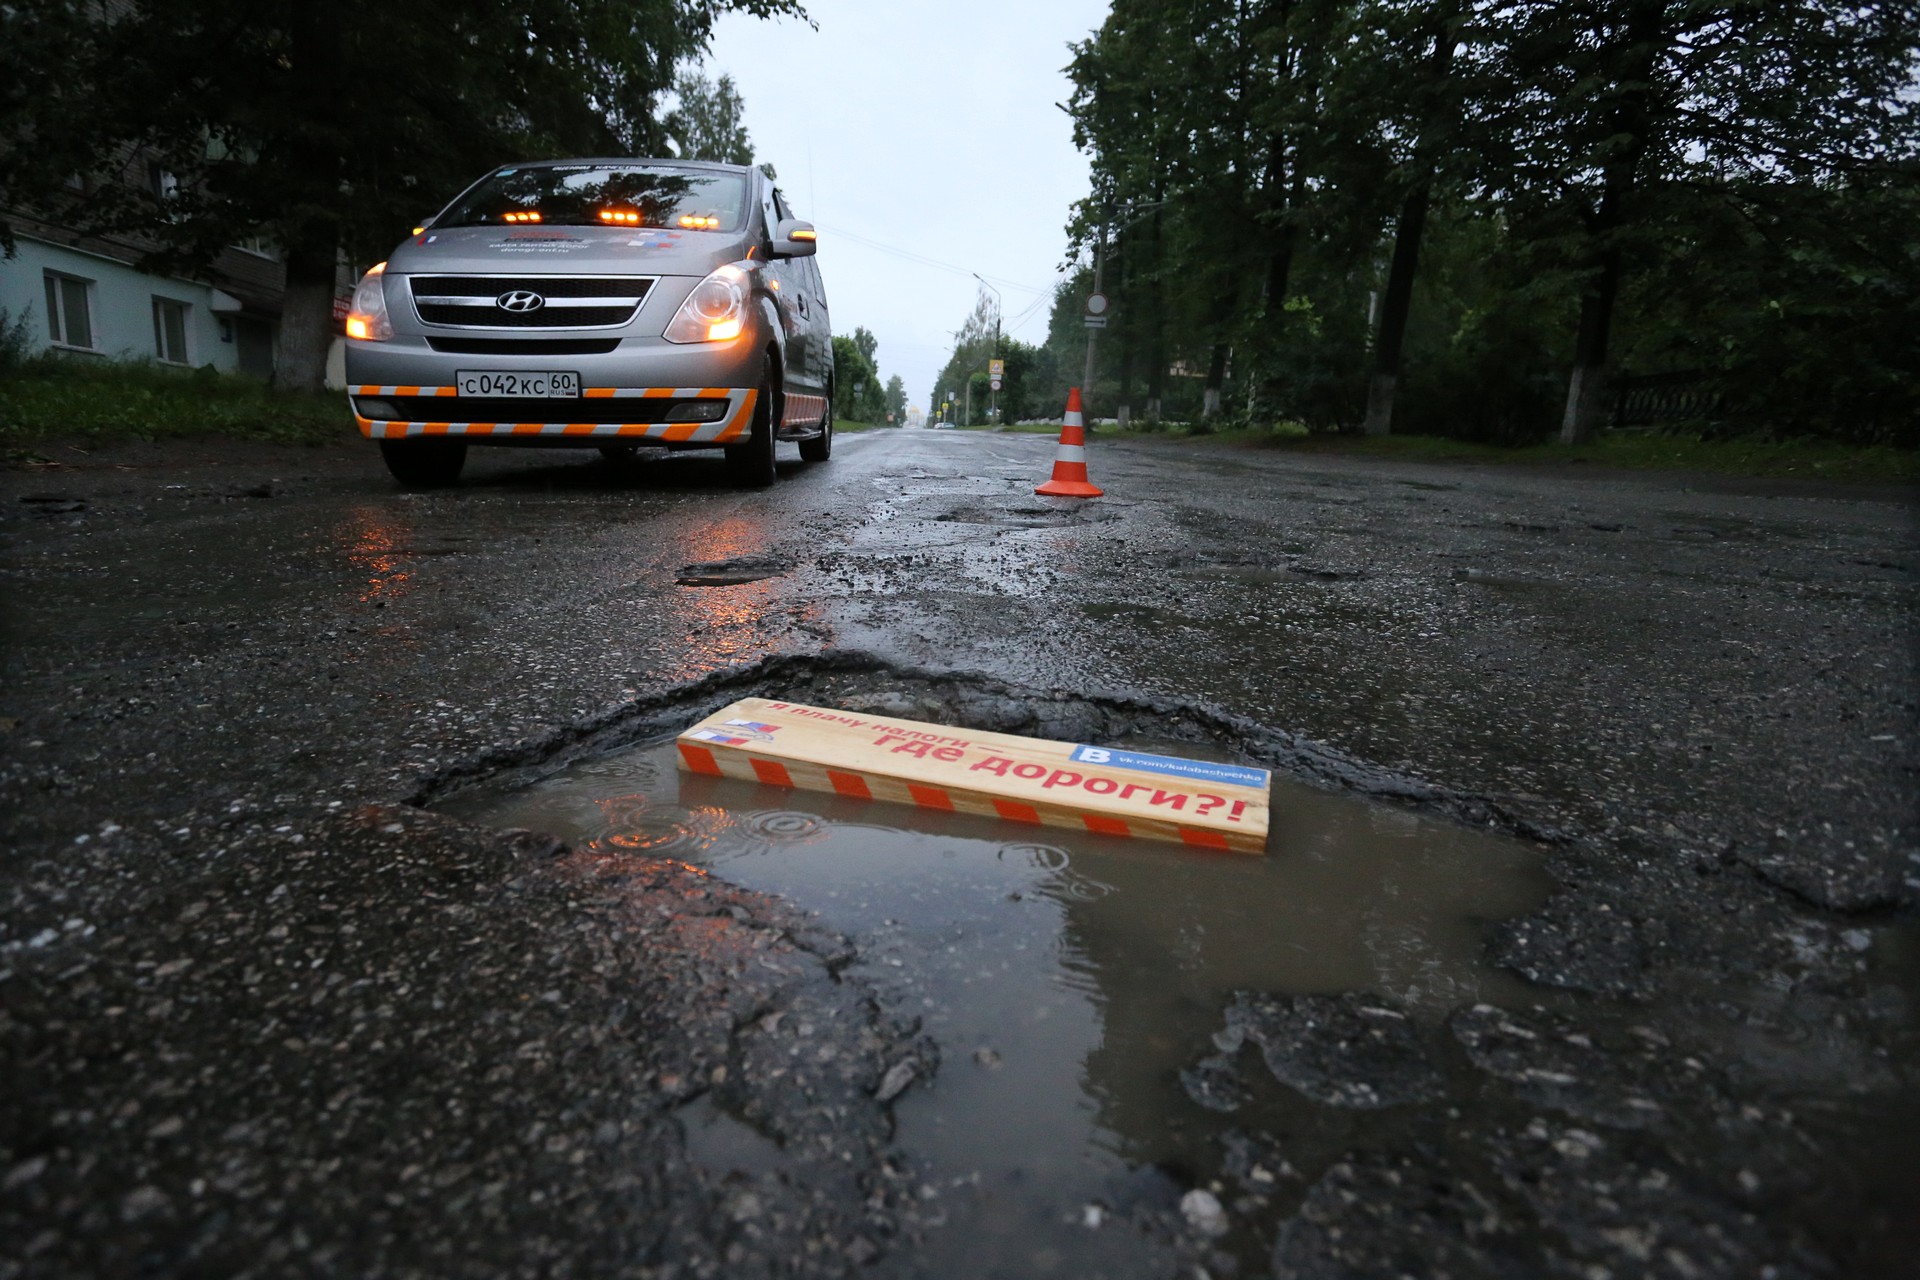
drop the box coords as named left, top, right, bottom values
left=231, top=233, right=280, bottom=260
left=147, top=161, right=179, bottom=199
left=152, top=297, right=190, bottom=365
left=43, top=272, right=95, bottom=350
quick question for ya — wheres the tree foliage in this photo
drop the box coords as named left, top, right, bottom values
left=831, top=333, right=885, bottom=422
left=669, top=70, right=757, bottom=165
left=0, top=0, right=804, bottom=389
left=1039, top=0, right=1920, bottom=444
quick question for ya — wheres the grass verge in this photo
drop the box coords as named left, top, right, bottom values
left=0, top=357, right=353, bottom=456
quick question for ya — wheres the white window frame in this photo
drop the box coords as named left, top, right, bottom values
left=43, top=270, right=98, bottom=351
left=152, top=295, right=191, bottom=365
left=231, top=232, right=280, bottom=260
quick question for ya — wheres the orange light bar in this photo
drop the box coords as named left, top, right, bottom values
left=677, top=214, right=721, bottom=230
left=790, top=228, right=817, bottom=242
left=501, top=210, right=543, bottom=224
left=598, top=209, right=642, bottom=225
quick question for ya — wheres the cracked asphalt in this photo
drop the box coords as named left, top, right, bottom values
left=2, top=426, right=1916, bottom=1276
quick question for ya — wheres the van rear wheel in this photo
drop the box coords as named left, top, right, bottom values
left=799, top=381, right=833, bottom=462
left=379, top=438, right=467, bottom=489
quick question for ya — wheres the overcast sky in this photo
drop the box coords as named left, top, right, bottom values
left=709, top=0, right=1112, bottom=413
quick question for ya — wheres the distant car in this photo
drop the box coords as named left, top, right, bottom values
left=344, top=158, right=832, bottom=488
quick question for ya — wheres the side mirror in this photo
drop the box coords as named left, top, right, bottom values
left=772, top=218, right=817, bottom=258
left=411, top=217, right=435, bottom=235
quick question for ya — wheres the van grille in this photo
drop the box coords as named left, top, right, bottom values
left=408, top=275, right=653, bottom=330
left=424, top=337, right=622, bottom=355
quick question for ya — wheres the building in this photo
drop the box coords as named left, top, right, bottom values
left=1, top=154, right=351, bottom=385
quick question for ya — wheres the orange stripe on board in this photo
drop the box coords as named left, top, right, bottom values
left=750, top=758, right=794, bottom=787
left=434, top=387, right=457, bottom=397
left=678, top=744, right=722, bottom=776
left=700, top=386, right=729, bottom=398
left=992, top=799, right=1041, bottom=824
left=584, top=388, right=615, bottom=399
left=512, top=423, right=543, bottom=434
left=907, top=784, right=954, bottom=811
left=397, top=385, right=420, bottom=397
left=643, top=387, right=676, bottom=399
left=1083, top=815, right=1131, bottom=837
left=661, top=423, right=699, bottom=443
left=827, top=770, right=872, bottom=799
left=1179, top=827, right=1231, bottom=850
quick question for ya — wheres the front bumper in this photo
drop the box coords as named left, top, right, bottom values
left=350, top=383, right=756, bottom=445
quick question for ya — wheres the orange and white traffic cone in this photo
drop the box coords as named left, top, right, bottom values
left=1035, top=387, right=1103, bottom=498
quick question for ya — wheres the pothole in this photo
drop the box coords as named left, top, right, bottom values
left=676, top=555, right=794, bottom=586
left=433, top=659, right=1557, bottom=1273
left=931, top=503, right=1079, bottom=529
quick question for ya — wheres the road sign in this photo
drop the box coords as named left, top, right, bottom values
left=1085, top=292, right=1109, bottom=318
left=1084, top=315, right=1107, bottom=329
left=989, top=359, right=1005, bottom=378
left=990, top=379, right=1002, bottom=391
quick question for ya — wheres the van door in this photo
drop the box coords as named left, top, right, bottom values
left=770, top=188, right=825, bottom=400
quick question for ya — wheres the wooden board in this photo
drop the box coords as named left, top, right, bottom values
left=676, top=697, right=1270, bottom=853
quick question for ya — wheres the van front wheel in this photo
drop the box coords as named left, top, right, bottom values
left=726, top=358, right=778, bottom=488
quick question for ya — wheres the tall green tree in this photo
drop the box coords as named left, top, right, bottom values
left=1353, top=0, right=1465, bottom=436
left=883, top=374, right=906, bottom=424
left=831, top=333, right=883, bottom=422
left=0, top=0, right=802, bottom=390
left=668, top=70, right=756, bottom=164
left=1480, top=0, right=1920, bottom=442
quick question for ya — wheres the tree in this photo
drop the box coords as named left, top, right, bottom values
left=927, top=287, right=1002, bottom=423
left=831, top=333, right=882, bottom=422
left=668, top=70, right=755, bottom=165
left=0, top=0, right=803, bottom=390
left=1479, top=0, right=1920, bottom=442
left=1060, top=0, right=1919, bottom=445
left=1353, top=0, right=1465, bottom=436
left=883, top=374, right=906, bottom=424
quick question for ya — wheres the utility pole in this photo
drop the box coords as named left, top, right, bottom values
left=973, top=274, right=1002, bottom=424
left=1080, top=222, right=1105, bottom=415
left=1079, top=202, right=1162, bottom=426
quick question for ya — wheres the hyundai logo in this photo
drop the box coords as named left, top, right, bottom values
left=496, top=290, right=545, bottom=313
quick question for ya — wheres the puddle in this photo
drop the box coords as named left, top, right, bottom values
left=441, top=730, right=1552, bottom=1268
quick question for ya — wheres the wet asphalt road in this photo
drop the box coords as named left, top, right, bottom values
left=2, top=426, right=1916, bottom=1276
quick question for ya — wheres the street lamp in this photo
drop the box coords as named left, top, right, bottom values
left=972, top=273, right=1002, bottom=424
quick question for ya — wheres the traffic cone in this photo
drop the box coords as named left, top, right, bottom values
left=1035, top=387, right=1103, bottom=497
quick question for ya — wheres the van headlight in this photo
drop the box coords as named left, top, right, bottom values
left=345, top=262, right=392, bottom=341
left=664, top=263, right=750, bottom=344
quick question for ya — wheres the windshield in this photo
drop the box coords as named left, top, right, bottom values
left=436, top=165, right=749, bottom=232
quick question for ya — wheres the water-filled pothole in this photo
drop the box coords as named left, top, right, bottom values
left=440, top=714, right=1552, bottom=1270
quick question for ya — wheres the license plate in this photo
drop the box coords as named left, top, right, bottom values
left=455, top=370, right=580, bottom=398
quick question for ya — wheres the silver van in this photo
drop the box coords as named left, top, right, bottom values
left=343, top=158, right=832, bottom=488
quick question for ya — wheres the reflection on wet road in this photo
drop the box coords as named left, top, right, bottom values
left=442, top=736, right=1549, bottom=1271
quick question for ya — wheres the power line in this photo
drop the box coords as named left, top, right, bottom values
left=814, top=222, right=1056, bottom=296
